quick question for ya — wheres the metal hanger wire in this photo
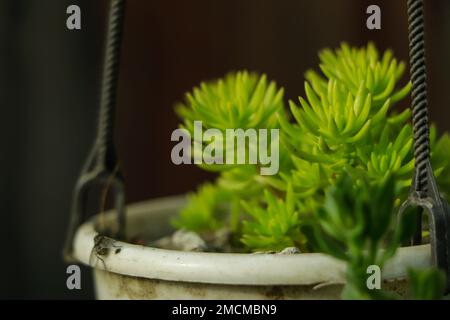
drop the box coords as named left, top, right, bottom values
left=64, top=0, right=127, bottom=262
left=399, top=0, right=450, bottom=293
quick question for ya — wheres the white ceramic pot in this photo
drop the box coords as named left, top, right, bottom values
left=73, top=195, right=431, bottom=300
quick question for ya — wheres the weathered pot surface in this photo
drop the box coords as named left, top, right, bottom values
left=73, top=195, right=431, bottom=299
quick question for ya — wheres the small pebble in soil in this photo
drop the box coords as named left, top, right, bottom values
left=279, top=247, right=301, bottom=254
left=153, top=229, right=301, bottom=254
left=154, top=229, right=207, bottom=252
left=206, top=227, right=232, bottom=252
left=253, top=247, right=301, bottom=254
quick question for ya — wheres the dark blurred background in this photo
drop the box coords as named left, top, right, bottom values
left=1, top=0, right=450, bottom=299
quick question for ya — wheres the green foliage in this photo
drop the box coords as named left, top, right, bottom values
left=312, top=42, right=411, bottom=106
left=433, top=133, right=450, bottom=197
left=281, top=157, right=331, bottom=198
left=172, top=43, right=450, bottom=299
left=408, top=268, right=446, bottom=300
left=241, top=184, right=307, bottom=252
left=175, top=71, right=284, bottom=174
left=316, top=174, right=398, bottom=258
left=273, top=43, right=416, bottom=227
left=314, top=172, right=448, bottom=300
left=171, top=183, right=230, bottom=233
left=280, top=43, right=413, bottom=196
left=176, top=71, right=284, bottom=133
left=359, top=124, right=414, bottom=187
left=175, top=71, right=291, bottom=207
left=313, top=173, right=414, bottom=299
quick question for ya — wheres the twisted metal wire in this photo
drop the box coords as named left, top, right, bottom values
left=407, top=0, right=430, bottom=196
left=96, top=0, right=126, bottom=171
left=64, top=1, right=127, bottom=260
left=406, top=2, right=450, bottom=292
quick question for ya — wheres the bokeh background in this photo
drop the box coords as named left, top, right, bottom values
left=1, top=0, right=450, bottom=299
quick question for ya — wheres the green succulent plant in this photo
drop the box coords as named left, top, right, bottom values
left=281, top=44, right=411, bottom=170
left=175, top=71, right=290, bottom=204
left=172, top=183, right=230, bottom=233
left=311, top=43, right=411, bottom=105
left=407, top=268, right=447, bottom=300
left=313, top=173, right=408, bottom=299
left=241, top=184, right=307, bottom=252
left=176, top=71, right=284, bottom=134
left=432, top=132, right=450, bottom=197
left=171, top=43, right=450, bottom=299
left=314, top=172, right=446, bottom=299
left=359, top=124, right=414, bottom=188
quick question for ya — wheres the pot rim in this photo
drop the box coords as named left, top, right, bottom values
left=73, top=195, right=432, bottom=286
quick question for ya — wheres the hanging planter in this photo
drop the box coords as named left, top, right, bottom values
left=73, top=196, right=432, bottom=299
left=65, top=0, right=450, bottom=300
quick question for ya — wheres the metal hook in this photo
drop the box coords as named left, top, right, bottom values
left=398, top=0, right=450, bottom=293
left=398, top=161, right=450, bottom=292
left=64, top=0, right=127, bottom=262
left=63, top=161, right=126, bottom=262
